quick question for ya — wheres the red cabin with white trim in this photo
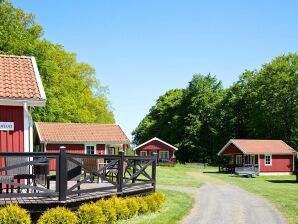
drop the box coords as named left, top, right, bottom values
left=218, top=139, right=297, bottom=175
left=0, top=55, right=46, bottom=154
left=134, top=137, right=178, bottom=163
left=34, top=122, right=130, bottom=170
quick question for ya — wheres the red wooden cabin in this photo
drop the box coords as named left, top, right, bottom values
left=0, top=55, right=46, bottom=154
left=218, top=139, right=297, bottom=175
left=134, top=137, right=177, bottom=163
left=34, top=122, right=130, bottom=170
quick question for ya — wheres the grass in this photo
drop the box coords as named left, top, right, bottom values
left=156, top=164, right=205, bottom=187
left=120, top=189, right=193, bottom=224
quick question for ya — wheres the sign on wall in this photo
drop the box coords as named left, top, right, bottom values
left=0, top=122, right=14, bottom=131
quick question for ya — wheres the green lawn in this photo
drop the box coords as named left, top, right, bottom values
left=156, top=164, right=205, bottom=187
left=120, top=189, right=193, bottom=224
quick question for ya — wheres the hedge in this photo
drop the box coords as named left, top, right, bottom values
left=0, top=192, right=165, bottom=224
left=0, top=204, right=31, bottom=224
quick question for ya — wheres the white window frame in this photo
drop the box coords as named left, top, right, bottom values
left=140, top=151, right=147, bottom=156
left=250, top=155, right=255, bottom=165
left=159, top=151, right=169, bottom=159
left=85, top=144, right=96, bottom=154
left=264, top=154, right=272, bottom=166
left=235, top=155, right=242, bottom=164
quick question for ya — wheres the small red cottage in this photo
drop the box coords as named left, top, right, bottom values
left=218, top=139, right=297, bottom=175
left=134, top=137, right=178, bottom=163
left=0, top=55, right=46, bottom=153
left=34, top=122, right=130, bottom=155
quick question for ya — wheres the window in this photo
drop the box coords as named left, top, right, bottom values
left=159, top=151, right=169, bottom=159
left=265, top=154, right=272, bottom=166
left=236, top=155, right=242, bottom=164
left=250, top=155, right=255, bottom=165
left=85, top=145, right=95, bottom=154
left=107, top=147, right=115, bottom=155
left=140, top=151, right=147, bottom=156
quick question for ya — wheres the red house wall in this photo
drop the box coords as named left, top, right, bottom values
left=136, top=140, right=176, bottom=161
left=46, top=144, right=85, bottom=170
left=0, top=106, right=24, bottom=176
left=0, top=106, right=24, bottom=153
left=259, top=155, right=294, bottom=172
left=221, top=143, right=243, bottom=155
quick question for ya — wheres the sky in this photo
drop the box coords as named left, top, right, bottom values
left=11, top=0, right=298, bottom=140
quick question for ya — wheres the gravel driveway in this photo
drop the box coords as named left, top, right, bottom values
left=158, top=184, right=288, bottom=224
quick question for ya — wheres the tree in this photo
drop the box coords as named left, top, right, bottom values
left=0, top=0, right=114, bottom=123
left=176, top=74, right=223, bottom=163
left=132, top=89, right=183, bottom=145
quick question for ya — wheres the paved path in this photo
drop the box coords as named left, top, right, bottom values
left=158, top=183, right=288, bottom=224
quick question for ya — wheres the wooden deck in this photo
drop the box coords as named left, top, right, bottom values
left=0, top=151, right=157, bottom=217
left=0, top=180, right=154, bottom=213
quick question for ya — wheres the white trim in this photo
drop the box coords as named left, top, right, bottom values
left=0, top=98, right=46, bottom=106
left=30, top=57, right=46, bottom=100
left=35, top=122, right=43, bottom=142
left=84, top=144, right=96, bottom=154
left=217, top=139, right=246, bottom=156
left=264, top=154, right=272, bottom=166
left=133, top=137, right=178, bottom=151
left=140, top=151, right=147, bottom=156
left=23, top=103, right=30, bottom=153
left=259, top=172, right=293, bottom=176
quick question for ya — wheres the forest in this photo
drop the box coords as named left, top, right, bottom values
left=0, top=0, right=115, bottom=124
left=133, top=54, right=298, bottom=163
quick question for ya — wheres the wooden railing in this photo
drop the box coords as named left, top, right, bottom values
left=0, top=150, right=157, bottom=202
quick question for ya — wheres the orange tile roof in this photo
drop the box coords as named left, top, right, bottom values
left=219, top=139, right=296, bottom=155
left=35, top=122, right=130, bottom=144
left=0, top=55, right=44, bottom=101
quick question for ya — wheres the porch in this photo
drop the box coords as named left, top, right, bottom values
left=0, top=150, right=157, bottom=215
left=218, top=154, right=259, bottom=174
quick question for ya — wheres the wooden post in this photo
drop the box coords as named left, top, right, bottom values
left=58, top=146, right=67, bottom=201
left=117, top=151, right=124, bottom=193
left=132, top=159, right=137, bottom=183
left=152, top=152, right=157, bottom=192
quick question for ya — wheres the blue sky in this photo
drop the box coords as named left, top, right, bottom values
left=12, top=0, right=298, bottom=140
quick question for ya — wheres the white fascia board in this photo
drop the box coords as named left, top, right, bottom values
left=34, top=122, right=43, bottom=143
left=0, top=98, right=46, bottom=106
left=133, top=137, right=178, bottom=151
left=30, top=57, right=47, bottom=100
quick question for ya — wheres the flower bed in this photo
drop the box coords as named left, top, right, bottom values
left=0, top=192, right=165, bottom=224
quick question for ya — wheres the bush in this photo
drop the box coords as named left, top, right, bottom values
left=77, top=203, right=107, bottom=224
left=37, top=207, right=77, bottom=224
left=125, top=197, right=140, bottom=217
left=135, top=196, right=149, bottom=214
left=0, top=204, right=31, bottom=224
left=110, top=196, right=130, bottom=220
left=95, top=198, right=117, bottom=222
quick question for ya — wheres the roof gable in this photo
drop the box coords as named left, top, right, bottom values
left=35, top=122, right=130, bottom=144
left=133, top=137, right=178, bottom=151
left=0, top=55, right=46, bottom=106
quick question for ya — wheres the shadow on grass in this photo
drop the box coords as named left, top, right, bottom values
left=202, top=171, right=226, bottom=174
left=267, top=180, right=297, bottom=184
